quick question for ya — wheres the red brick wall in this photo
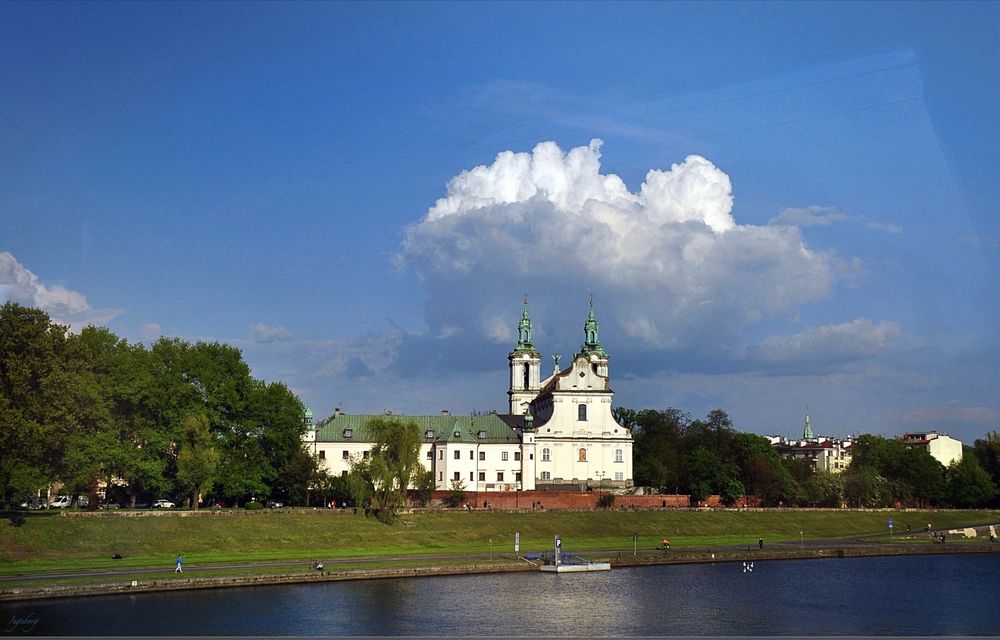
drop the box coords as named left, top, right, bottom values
left=421, top=490, right=690, bottom=510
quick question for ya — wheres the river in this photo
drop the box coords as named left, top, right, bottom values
left=3, top=554, right=999, bottom=635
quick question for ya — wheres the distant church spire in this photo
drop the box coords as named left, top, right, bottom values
left=803, top=408, right=813, bottom=440
left=578, top=297, right=608, bottom=358
left=513, top=295, right=538, bottom=355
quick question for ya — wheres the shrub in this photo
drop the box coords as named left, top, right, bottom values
left=596, top=493, right=615, bottom=509
left=244, top=501, right=264, bottom=510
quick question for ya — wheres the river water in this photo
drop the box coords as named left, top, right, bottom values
left=3, top=554, right=999, bottom=636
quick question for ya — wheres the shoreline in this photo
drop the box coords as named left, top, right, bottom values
left=3, top=543, right=997, bottom=603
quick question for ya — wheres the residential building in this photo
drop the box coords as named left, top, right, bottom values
left=900, top=431, right=963, bottom=467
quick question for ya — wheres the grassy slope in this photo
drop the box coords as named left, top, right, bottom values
left=1, top=509, right=996, bottom=576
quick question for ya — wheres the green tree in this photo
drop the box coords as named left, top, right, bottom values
left=0, top=303, right=74, bottom=507
left=802, top=472, right=844, bottom=507
left=347, top=418, right=422, bottom=523
left=413, top=469, right=436, bottom=507
left=445, top=479, right=466, bottom=508
left=176, top=415, right=219, bottom=510
left=972, top=432, right=1000, bottom=506
left=946, top=456, right=997, bottom=508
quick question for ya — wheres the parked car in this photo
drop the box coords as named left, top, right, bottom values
left=18, top=498, right=46, bottom=510
left=153, top=499, right=175, bottom=508
left=266, top=500, right=284, bottom=509
left=49, top=495, right=72, bottom=508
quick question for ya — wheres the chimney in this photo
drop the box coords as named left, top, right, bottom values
left=334, top=408, right=342, bottom=417
left=441, top=409, right=450, bottom=416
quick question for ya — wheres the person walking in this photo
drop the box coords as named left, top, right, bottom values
left=175, top=554, right=183, bottom=573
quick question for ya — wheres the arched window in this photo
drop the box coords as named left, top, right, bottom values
left=615, top=449, right=623, bottom=463
left=578, top=404, right=587, bottom=421
left=578, top=448, right=587, bottom=462
left=542, top=448, right=550, bottom=462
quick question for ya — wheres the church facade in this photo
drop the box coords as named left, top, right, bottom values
left=305, top=301, right=633, bottom=491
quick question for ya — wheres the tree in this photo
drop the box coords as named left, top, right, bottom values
left=176, top=415, right=219, bottom=510
left=802, top=472, right=844, bottom=507
left=413, top=469, right=436, bottom=507
left=946, top=456, right=997, bottom=508
left=445, top=479, right=466, bottom=508
left=348, top=418, right=422, bottom=523
left=972, top=432, right=1000, bottom=506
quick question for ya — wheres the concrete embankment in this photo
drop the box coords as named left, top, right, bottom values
left=3, top=544, right=998, bottom=602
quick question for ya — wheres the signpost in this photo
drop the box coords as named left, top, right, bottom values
left=555, top=535, right=562, bottom=567
left=888, top=519, right=894, bottom=540
left=515, top=532, right=520, bottom=558
left=632, top=531, right=638, bottom=556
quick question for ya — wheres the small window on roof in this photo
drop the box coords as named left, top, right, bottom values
left=425, top=429, right=434, bottom=438
left=343, top=429, right=353, bottom=438
left=454, top=431, right=461, bottom=438
left=478, top=430, right=487, bottom=439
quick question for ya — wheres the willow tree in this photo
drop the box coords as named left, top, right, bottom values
left=348, top=417, right=421, bottom=523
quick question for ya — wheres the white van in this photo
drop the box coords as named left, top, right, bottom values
left=49, top=495, right=72, bottom=508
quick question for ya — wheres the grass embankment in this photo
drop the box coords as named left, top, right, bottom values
left=1, top=508, right=995, bottom=579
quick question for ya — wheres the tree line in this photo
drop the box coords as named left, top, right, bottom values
left=619, top=407, right=999, bottom=508
left=0, top=302, right=315, bottom=510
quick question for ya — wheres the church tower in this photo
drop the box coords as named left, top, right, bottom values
left=803, top=409, right=814, bottom=440
left=575, top=298, right=609, bottom=378
left=508, top=297, right=542, bottom=414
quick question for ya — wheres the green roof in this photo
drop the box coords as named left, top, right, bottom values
left=314, top=413, right=520, bottom=445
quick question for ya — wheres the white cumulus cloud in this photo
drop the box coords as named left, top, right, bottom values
left=250, top=323, right=293, bottom=343
left=0, top=251, right=120, bottom=329
left=757, top=318, right=901, bottom=364
left=400, top=140, right=846, bottom=354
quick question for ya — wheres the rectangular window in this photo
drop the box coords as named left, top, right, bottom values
left=438, top=472, right=443, bottom=481
left=614, top=449, right=623, bottom=463
left=342, top=450, right=349, bottom=460
left=470, top=472, right=474, bottom=482
left=362, top=451, right=369, bottom=459
left=497, top=472, right=504, bottom=482
left=614, top=472, right=623, bottom=481
left=514, top=452, right=521, bottom=461
left=469, top=450, right=474, bottom=460
left=319, top=450, right=326, bottom=460
left=426, top=450, right=432, bottom=459
left=453, top=471, right=460, bottom=481
left=479, top=451, right=485, bottom=461
left=578, top=404, right=587, bottom=421
left=502, top=451, right=509, bottom=461
left=341, top=470, right=348, bottom=477
left=541, top=471, right=551, bottom=480
left=438, top=450, right=443, bottom=460
left=515, top=472, right=522, bottom=482
left=542, top=448, right=550, bottom=461
left=454, top=450, right=460, bottom=460
left=478, top=472, right=485, bottom=481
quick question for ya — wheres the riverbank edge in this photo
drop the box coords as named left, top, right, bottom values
left=3, top=543, right=998, bottom=603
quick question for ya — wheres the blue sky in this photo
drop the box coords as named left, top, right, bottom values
left=2, top=2, right=999, bottom=443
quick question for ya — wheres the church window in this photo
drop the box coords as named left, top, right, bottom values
left=453, top=471, right=460, bottom=481
left=514, top=451, right=521, bottom=461
left=454, top=450, right=460, bottom=460
left=542, top=448, right=551, bottom=461
left=319, top=450, right=326, bottom=460
left=615, top=449, right=623, bottom=463
left=578, top=448, right=587, bottom=462
left=479, top=451, right=485, bottom=461
left=578, top=404, right=587, bottom=421
left=502, top=451, right=509, bottom=461
left=523, top=364, right=530, bottom=390
left=541, top=471, right=551, bottom=480
left=497, top=472, right=504, bottom=482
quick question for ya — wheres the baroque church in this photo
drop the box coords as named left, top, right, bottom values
left=305, top=300, right=633, bottom=491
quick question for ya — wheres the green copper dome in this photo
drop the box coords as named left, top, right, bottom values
left=577, top=299, right=608, bottom=358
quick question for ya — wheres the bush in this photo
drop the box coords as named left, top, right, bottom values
left=596, top=493, right=615, bottom=509
left=244, top=501, right=264, bottom=510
